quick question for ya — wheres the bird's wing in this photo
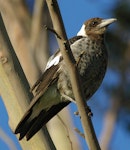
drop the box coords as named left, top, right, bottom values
left=30, top=50, right=62, bottom=92
left=69, top=36, right=83, bottom=45
left=30, top=35, right=83, bottom=94
left=28, top=66, right=60, bottom=109
left=27, top=35, right=84, bottom=116
left=15, top=51, right=62, bottom=139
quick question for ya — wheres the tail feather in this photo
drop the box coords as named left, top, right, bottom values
left=26, top=102, right=70, bottom=140
left=15, top=102, right=70, bottom=140
left=15, top=109, right=34, bottom=140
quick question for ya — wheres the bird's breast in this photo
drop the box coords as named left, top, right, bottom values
left=58, top=37, right=108, bottom=101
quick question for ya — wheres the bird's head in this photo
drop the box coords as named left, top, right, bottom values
left=77, top=17, right=117, bottom=36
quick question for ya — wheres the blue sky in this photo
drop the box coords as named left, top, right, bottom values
left=1, top=0, right=130, bottom=150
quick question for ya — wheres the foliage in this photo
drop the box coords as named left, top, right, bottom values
left=106, top=0, right=130, bottom=131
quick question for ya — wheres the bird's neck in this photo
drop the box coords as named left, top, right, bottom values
left=87, top=34, right=104, bottom=43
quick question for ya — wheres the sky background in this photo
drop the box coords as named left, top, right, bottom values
left=0, top=0, right=130, bottom=150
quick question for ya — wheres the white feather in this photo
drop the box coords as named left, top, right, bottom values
left=77, top=24, right=87, bottom=36
left=45, top=53, right=61, bottom=70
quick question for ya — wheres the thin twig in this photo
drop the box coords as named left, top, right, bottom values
left=44, top=25, right=61, bottom=39
left=57, top=115, right=73, bottom=150
left=74, top=128, right=85, bottom=139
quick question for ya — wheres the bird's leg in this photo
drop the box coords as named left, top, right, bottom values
left=62, top=94, right=76, bottom=103
left=44, top=25, right=61, bottom=39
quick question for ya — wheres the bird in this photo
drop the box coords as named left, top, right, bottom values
left=15, top=17, right=117, bottom=141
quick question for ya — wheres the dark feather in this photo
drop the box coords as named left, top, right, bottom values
left=69, top=36, right=83, bottom=44
left=15, top=109, right=32, bottom=140
left=15, top=101, right=70, bottom=140
left=30, top=64, right=59, bottom=93
left=26, top=101, right=70, bottom=140
left=15, top=64, right=60, bottom=140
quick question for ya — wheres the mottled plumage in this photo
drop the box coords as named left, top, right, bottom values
left=15, top=17, right=116, bottom=140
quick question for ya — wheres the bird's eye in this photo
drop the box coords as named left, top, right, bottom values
left=90, top=21, right=98, bottom=27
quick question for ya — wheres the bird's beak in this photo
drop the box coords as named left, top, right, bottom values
left=97, top=18, right=117, bottom=28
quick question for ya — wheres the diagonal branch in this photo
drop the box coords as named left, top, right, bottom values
left=0, top=13, right=54, bottom=150
left=45, top=0, right=101, bottom=150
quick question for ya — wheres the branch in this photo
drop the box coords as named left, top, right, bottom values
left=30, top=0, right=50, bottom=71
left=100, top=98, right=120, bottom=150
left=0, top=128, right=17, bottom=150
left=0, top=13, right=54, bottom=150
left=45, top=0, right=101, bottom=150
left=0, top=0, right=39, bottom=85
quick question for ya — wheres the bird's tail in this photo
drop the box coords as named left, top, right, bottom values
left=14, top=101, right=70, bottom=141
